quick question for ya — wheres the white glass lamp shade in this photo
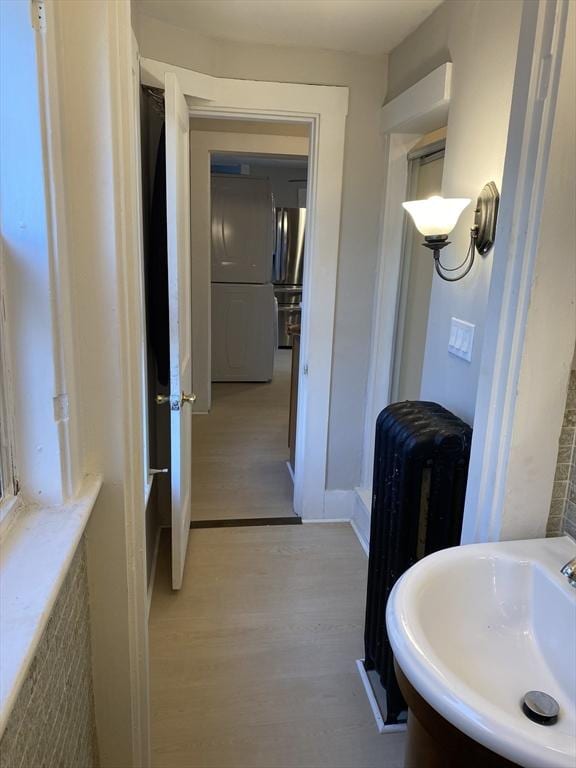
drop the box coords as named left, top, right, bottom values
left=402, top=196, right=471, bottom=237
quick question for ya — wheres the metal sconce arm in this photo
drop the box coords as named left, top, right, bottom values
left=415, top=182, right=499, bottom=283
left=424, top=228, right=479, bottom=282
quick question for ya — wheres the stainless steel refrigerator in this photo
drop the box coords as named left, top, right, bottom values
left=273, top=207, right=306, bottom=348
left=211, top=175, right=276, bottom=381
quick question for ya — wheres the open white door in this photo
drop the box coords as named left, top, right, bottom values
left=165, top=71, right=193, bottom=590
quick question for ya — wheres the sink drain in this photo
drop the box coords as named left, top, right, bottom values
left=522, top=691, right=560, bottom=725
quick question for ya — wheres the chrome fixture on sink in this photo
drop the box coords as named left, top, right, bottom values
left=561, top=556, right=576, bottom=587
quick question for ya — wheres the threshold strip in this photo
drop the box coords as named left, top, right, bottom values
left=191, top=516, right=302, bottom=529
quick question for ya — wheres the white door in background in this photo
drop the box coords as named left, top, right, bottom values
left=393, top=152, right=444, bottom=402
left=165, top=71, right=193, bottom=590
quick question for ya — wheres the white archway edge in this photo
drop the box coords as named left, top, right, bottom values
left=462, top=0, right=571, bottom=543
left=380, top=63, right=452, bottom=134
left=141, top=58, right=349, bottom=116
left=141, top=56, right=349, bottom=520
left=358, top=66, right=453, bottom=514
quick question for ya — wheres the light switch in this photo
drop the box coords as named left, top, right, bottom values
left=448, top=317, right=475, bottom=362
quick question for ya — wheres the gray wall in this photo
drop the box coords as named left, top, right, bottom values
left=386, top=1, right=451, bottom=100
left=133, top=11, right=388, bottom=491
left=0, top=539, right=99, bottom=768
left=387, top=1, right=523, bottom=426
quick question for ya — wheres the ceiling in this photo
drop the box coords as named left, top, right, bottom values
left=134, top=0, right=443, bottom=56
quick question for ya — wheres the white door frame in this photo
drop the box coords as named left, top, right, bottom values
left=141, top=58, right=349, bottom=520
left=359, top=0, right=570, bottom=547
left=188, top=130, right=309, bottom=415
left=461, top=0, right=570, bottom=543
left=360, top=64, right=452, bottom=492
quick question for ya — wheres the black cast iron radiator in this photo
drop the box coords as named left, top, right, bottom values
left=363, top=401, right=472, bottom=725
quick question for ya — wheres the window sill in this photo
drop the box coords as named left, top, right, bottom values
left=0, top=474, right=102, bottom=739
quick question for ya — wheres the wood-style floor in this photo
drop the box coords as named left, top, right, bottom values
left=191, top=350, right=296, bottom=521
left=150, top=524, right=405, bottom=768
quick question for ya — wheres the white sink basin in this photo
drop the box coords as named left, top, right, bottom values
left=386, top=536, right=576, bottom=768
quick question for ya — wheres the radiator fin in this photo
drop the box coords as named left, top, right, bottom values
left=363, top=401, right=472, bottom=725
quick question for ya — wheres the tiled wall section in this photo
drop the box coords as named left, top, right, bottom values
left=548, top=369, right=576, bottom=538
left=0, top=538, right=99, bottom=768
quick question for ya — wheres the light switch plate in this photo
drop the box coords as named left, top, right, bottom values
left=448, top=317, right=475, bottom=362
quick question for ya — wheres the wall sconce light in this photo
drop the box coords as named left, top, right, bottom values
left=402, top=182, right=500, bottom=282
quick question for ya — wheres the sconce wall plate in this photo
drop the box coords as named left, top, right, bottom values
left=474, top=181, right=499, bottom=255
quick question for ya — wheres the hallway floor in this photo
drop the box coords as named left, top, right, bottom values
left=149, top=523, right=405, bottom=768
left=191, top=349, right=296, bottom=521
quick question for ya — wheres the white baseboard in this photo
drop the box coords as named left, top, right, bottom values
left=350, top=517, right=369, bottom=557
left=351, top=487, right=371, bottom=555
left=147, top=526, right=162, bottom=620
left=356, top=660, right=407, bottom=734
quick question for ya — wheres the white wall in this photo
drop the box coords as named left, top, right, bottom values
left=387, top=0, right=523, bottom=426
left=133, top=12, right=388, bottom=491
left=498, top=4, right=575, bottom=540
left=189, top=129, right=309, bottom=412
left=53, top=2, right=148, bottom=764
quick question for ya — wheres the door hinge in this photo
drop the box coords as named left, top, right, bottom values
left=30, top=0, right=46, bottom=30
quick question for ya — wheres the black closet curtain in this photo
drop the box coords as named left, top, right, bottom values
left=148, top=123, right=170, bottom=387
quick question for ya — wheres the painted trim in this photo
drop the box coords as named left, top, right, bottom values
left=462, top=0, right=570, bottom=543
left=141, top=58, right=349, bottom=117
left=147, top=525, right=162, bottom=620
left=141, top=57, right=349, bottom=522
left=0, top=245, right=17, bottom=503
left=380, top=64, right=452, bottom=134
left=361, top=134, right=418, bottom=488
left=351, top=488, right=371, bottom=556
left=102, top=8, right=150, bottom=764
left=28, top=3, right=151, bottom=763
left=33, top=0, right=82, bottom=501
left=350, top=519, right=369, bottom=557
left=355, top=660, right=407, bottom=734
left=362, top=69, right=454, bottom=490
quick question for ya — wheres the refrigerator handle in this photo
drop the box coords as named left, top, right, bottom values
left=281, top=210, right=289, bottom=283
left=273, top=295, right=279, bottom=350
left=273, top=208, right=281, bottom=283
left=270, top=193, right=276, bottom=275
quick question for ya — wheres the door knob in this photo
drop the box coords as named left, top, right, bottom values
left=181, top=392, right=197, bottom=405
left=155, top=394, right=170, bottom=405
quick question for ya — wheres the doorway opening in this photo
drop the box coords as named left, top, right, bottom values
left=193, top=140, right=310, bottom=523
left=139, top=58, right=348, bottom=590
left=391, top=129, right=446, bottom=403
